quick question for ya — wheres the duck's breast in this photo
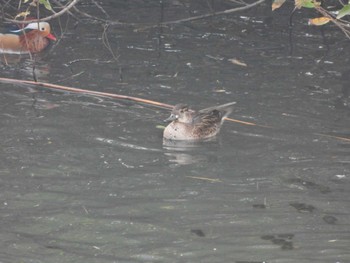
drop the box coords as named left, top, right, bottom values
left=163, top=122, right=195, bottom=140
left=19, top=31, right=49, bottom=53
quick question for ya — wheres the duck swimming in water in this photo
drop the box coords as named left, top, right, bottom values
left=0, top=21, right=56, bottom=54
left=163, top=102, right=236, bottom=141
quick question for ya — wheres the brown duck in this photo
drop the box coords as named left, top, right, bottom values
left=163, top=102, right=236, bottom=140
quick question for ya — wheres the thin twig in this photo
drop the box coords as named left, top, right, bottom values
left=101, top=23, right=119, bottom=61
left=315, top=6, right=350, bottom=39
left=51, top=0, right=76, bottom=18
left=2, top=0, right=80, bottom=23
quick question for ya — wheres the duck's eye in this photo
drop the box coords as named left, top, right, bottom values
left=41, top=27, right=45, bottom=31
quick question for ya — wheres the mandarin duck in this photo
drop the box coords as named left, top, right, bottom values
left=0, top=21, right=56, bottom=54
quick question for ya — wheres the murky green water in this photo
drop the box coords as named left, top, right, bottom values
left=0, top=1, right=349, bottom=262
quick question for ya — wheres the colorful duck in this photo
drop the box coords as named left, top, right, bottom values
left=0, top=21, right=56, bottom=54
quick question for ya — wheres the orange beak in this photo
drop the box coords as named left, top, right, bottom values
left=46, top=33, right=57, bottom=41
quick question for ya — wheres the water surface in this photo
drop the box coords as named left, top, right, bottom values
left=0, top=1, right=349, bottom=262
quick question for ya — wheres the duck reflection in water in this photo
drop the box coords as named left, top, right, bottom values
left=163, top=139, right=220, bottom=166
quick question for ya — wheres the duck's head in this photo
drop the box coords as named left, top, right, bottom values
left=22, top=22, right=56, bottom=40
left=25, top=22, right=57, bottom=40
left=164, top=104, right=191, bottom=122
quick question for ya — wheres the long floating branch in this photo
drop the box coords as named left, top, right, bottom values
left=0, top=77, right=262, bottom=126
left=0, top=77, right=173, bottom=109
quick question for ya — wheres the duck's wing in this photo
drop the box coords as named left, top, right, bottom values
left=199, top=102, right=236, bottom=114
left=191, top=110, right=222, bottom=136
left=198, top=102, right=236, bottom=123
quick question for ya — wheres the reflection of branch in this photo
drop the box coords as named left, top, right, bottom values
left=2, top=0, right=79, bottom=23
left=73, top=0, right=266, bottom=27
left=72, top=6, right=112, bottom=24
left=128, top=0, right=266, bottom=31
left=158, top=0, right=266, bottom=25
left=91, top=0, right=110, bottom=19
left=1, top=0, right=266, bottom=31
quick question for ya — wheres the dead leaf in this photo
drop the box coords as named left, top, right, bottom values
left=228, top=58, right=247, bottom=67
left=272, top=0, right=286, bottom=11
left=186, top=176, right=222, bottom=183
left=308, top=17, right=331, bottom=26
left=15, top=11, right=31, bottom=19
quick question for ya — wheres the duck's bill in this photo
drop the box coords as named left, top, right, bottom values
left=164, top=114, right=177, bottom=122
left=47, top=33, right=57, bottom=41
